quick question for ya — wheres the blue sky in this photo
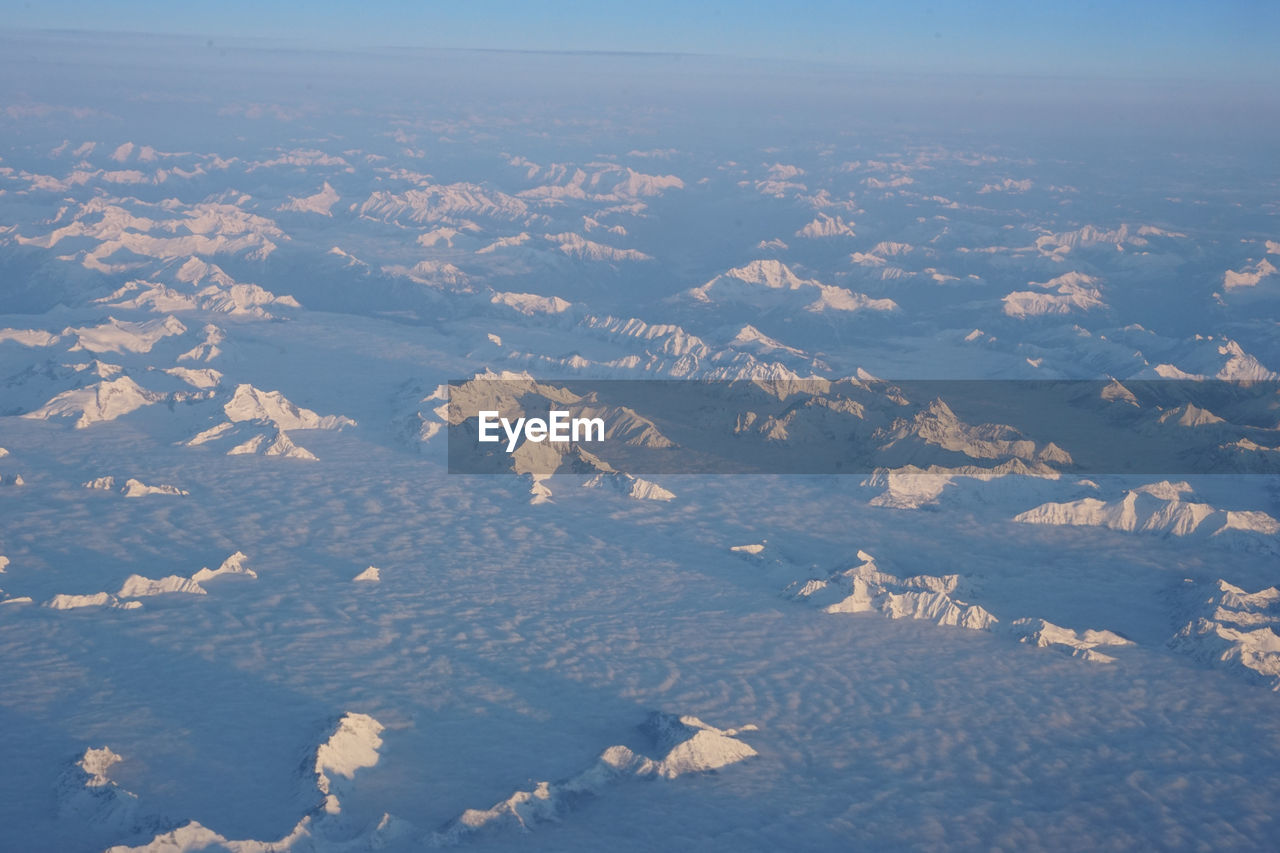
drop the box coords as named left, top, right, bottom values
left=4, top=0, right=1277, bottom=81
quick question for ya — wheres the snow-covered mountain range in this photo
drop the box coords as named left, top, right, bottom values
left=1, top=30, right=1279, bottom=853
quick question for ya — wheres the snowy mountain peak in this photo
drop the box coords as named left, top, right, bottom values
left=190, top=551, right=256, bottom=583
left=1006, top=618, right=1133, bottom=663
left=314, top=712, right=384, bottom=815
left=223, top=384, right=356, bottom=431
left=64, top=316, right=187, bottom=355
left=1158, top=403, right=1225, bottom=427
left=791, top=558, right=997, bottom=631
left=689, top=259, right=897, bottom=313
left=1003, top=271, right=1105, bottom=318
left=279, top=181, right=340, bottom=216
left=1015, top=483, right=1280, bottom=543
left=729, top=324, right=806, bottom=356
left=24, top=375, right=161, bottom=429
left=433, top=711, right=756, bottom=845
left=174, top=256, right=233, bottom=287
left=724, top=259, right=808, bottom=290
left=1170, top=578, right=1280, bottom=689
